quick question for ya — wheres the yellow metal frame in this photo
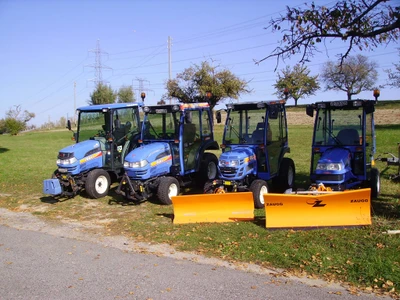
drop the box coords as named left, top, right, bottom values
left=264, top=188, right=371, bottom=229
left=172, top=192, right=254, bottom=224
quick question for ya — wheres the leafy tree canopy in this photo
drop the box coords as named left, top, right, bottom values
left=321, top=54, right=378, bottom=100
left=117, top=85, right=136, bottom=103
left=259, top=0, right=399, bottom=67
left=0, top=105, right=35, bottom=135
left=165, top=61, right=251, bottom=110
left=274, top=64, right=320, bottom=106
left=89, top=83, right=116, bottom=105
left=386, top=48, right=400, bottom=88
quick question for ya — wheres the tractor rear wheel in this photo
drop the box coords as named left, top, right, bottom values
left=157, top=177, right=180, bottom=205
left=85, top=169, right=111, bottom=199
left=197, top=153, right=218, bottom=186
left=370, top=167, right=380, bottom=198
left=250, top=179, right=268, bottom=209
left=273, top=157, right=295, bottom=193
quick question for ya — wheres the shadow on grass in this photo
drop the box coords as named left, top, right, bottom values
left=372, top=197, right=400, bottom=219
left=376, top=124, right=400, bottom=130
left=40, top=195, right=71, bottom=204
left=0, top=147, right=10, bottom=154
left=107, top=186, right=164, bottom=206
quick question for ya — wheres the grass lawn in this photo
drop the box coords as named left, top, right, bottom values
left=0, top=112, right=399, bottom=297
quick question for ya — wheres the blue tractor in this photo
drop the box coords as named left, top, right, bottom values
left=116, top=102, right=220, bottom=205
left=43, top=102, right=142, bottom=199
left=306, top=99, right=380, bottom=198
left=204, top=101, right=295, bottom=208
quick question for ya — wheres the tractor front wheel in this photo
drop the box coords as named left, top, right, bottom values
left=85, top=169, right=111, bottom=199
left=157, top=177, right=180, bottom=205
left=250, top=179, right=268, bottom=209
left=370, top=167, right=380, bottom=199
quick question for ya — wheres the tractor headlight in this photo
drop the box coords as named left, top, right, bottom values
left=219, top=159, right=240, bottom=167
left=316, top=163, right=343, bottom=171
left=57, top=157, right=77, bottom=165
left=124, top=159, right=149, bottom=168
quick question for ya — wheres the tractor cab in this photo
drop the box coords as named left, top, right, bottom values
left=220, top=101, right=289, bottom=179
left=73, top=103, right=142, bottom=170
left=117, top=102, right=220, bottom=204
left=207, top=100, right=295, bottom=208
left=43, top=102, right=142, bottom=199
left=307, top=99, right=379, bottom=197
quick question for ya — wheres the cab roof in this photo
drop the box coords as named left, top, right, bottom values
left=77, top=102, right=142, bottom=112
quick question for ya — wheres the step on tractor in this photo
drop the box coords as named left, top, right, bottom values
left=116, top=102, right=219, bottom=205
left=263, top=99, right=380, bottom=229
left=202, top=100, right=295, bottom=210
left=43, top=102, right=142, bottom=199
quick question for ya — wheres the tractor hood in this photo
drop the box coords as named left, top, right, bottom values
left=219, top=146, right=256, bottom=165
left=59, top=140, right=102, bottom=159
left=318, top=147, right=351, bottom=166
left=57, top=140, right=103, bottom=175
left=218, top=146, right=257, bottom=180
left=124, top=142, right=172, bottom=180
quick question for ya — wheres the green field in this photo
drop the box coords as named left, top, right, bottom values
left=0, top=118, right=399, bottom=297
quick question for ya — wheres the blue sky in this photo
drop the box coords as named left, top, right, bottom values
left=1, top=0, right=398, bottom=127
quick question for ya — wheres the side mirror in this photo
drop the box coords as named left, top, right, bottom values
left=66, top=120, right=72, bottom=131
left=216, top=111, right=222, bottom=124
left=306, top=105, right=314, bottom=117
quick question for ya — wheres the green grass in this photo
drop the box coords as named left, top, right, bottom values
left=0, top=121, right=399, bottom=297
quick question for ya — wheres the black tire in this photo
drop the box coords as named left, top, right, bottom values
left=85, top=169, right=111, bottom=199
left=250, top=179, right=268, bottom=209
left=157, top=177, right=180, bottom=205
left=51, top=169, right=58, bottom=179
left=198, top=153, right=218, bottom=183
left=273, top=157, right=295, bottom=193
left=203, top=181, right=214, bottom=194
left=370, top=167, right=380, bottom=199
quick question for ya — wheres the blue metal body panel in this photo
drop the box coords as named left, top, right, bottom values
left=77, top=102, right=141, bottom=112
left=218, top=145, right=257, bottom=180
left=124, top=142, right=172, bottom=180
left=43, top=179, right=62, bottom=195
left=57, top=140, right=103, bottom=175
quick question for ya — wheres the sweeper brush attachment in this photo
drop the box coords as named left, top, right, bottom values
left=172, top=192, right=254, bottom=224
left=264, top=188, right=371, bottom=229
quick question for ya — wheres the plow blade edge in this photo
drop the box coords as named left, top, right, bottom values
left=172, top=192, right=254, bottom=224
left=264, top=188, right=371, bottom=229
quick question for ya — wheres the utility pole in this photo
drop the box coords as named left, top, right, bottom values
left=135, top=77, right=153, bottom=103
left=168, top=36, right=172, bottom=104
left=73, top=82, right=77, bottom=126
left=86, top=39, right=112, bottom=86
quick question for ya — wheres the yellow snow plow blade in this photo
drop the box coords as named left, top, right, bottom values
left=172, top=192, right=254, bottom=224
left=264, top=188, right=371, bottom=229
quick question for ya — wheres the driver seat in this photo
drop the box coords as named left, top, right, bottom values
left=337, top=129, right=360, bottom=145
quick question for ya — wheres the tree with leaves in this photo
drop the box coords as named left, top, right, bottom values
left=260, top=1, right=399, bottom=67
left=386, top=48, right=400, bottom=88
left=321, top=54, right=378, bottom=100
left=165, top=61, right=250, bottom=110
left=157, top=99, right=166, bottom=105
left=117, top=85, right=136, bottom=103
left=274, top=64, right=320, bottom=106
left=0, top=105, right=35, bottom=135
left=88, top=83, right=116, bottom=105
